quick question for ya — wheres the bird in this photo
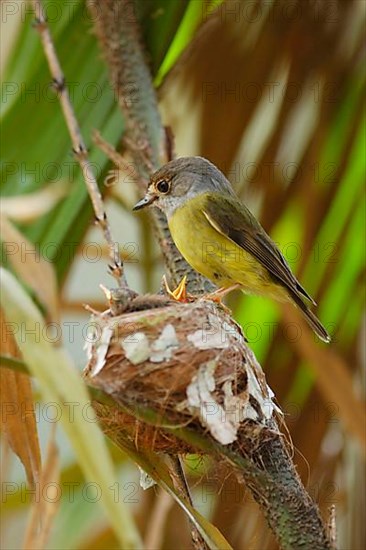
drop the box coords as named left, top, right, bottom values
left=133, top=156, right=331, bottom=343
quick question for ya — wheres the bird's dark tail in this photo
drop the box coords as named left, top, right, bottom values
left=291, top=294, right=331, bottom=343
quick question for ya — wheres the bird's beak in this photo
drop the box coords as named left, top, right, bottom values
left=132, top=192, right=157, bottom=211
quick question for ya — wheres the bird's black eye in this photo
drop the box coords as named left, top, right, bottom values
left=156, top=179, right=170, bottom=194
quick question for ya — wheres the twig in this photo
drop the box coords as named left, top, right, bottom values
left=31, top=0, right=126, bottom=289
left=327, top=505, right=337, bottom=547
left=93, top=130, right=141, bottom=184
left=164, top=126, right=175, bottom=162
left=169, top=456, right=209, bottom=550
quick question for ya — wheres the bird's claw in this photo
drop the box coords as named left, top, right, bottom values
left=199, top=284, right=241, bottom=312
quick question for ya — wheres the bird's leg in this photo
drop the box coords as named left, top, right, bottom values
left=163, top=276, right=241, bottom=306
left=163, top=274, right=189, bottom=302
left=201, top=284, right=241, bottom=303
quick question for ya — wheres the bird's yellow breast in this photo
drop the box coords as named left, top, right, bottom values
left=168, top=193, right=279, bottom=296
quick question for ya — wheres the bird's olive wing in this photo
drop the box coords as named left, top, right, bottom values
left=202, top=194, right=315, bottom=305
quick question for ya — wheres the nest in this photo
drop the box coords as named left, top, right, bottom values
left=84, top=300, right=281, bottom=455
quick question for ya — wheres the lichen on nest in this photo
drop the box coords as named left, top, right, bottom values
left=84, top=300, right=282, bottom=453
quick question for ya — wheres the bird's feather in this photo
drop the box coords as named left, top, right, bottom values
left=202, top=193, right=316, bottom=306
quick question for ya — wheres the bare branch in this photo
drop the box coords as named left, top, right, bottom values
left=32, top=0, right=126, bottom=289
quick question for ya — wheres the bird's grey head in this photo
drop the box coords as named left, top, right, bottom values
left=133, top=156, right=235, bottom=219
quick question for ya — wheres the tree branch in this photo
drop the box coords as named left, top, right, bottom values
left=87, top=0, right=212, bottom=294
